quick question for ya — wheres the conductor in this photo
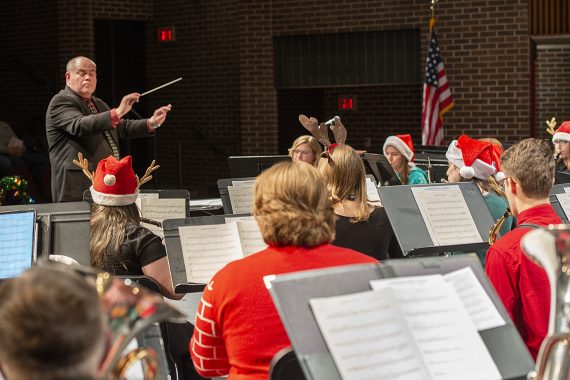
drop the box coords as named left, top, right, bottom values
left=46, top=56, right=172, bottom=202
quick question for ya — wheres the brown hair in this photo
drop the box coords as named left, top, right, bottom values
left=254, top=161, right=335, bottom=247
left=318, top=145, right=371, bottom=222
left=90, top=203, right=141, bottom=269
left=288, top=135, right=323, bottom=166
left=0, top=264, right=106, bottom=380
left=501, top=138, right=555, bottom=199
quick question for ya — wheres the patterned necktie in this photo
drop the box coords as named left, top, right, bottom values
left=84, top=99, right=120, bottom=159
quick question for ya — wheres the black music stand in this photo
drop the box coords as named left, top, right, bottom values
left=549, top=184, right=570, bottom=223
left=268, top=255, right=534, bottom=380
left=0, top=202, right=91, bottom=265
left=216, top=177, right=256, bottom=214
left=162, top=216, right=226, bottom=293
left=555, top=171, right=570, bottom=185
left=378, top=182, right=495, bottom=256
left=228, top=155, right=291, bottom=178
left=362, top=153, right=401, bottom=186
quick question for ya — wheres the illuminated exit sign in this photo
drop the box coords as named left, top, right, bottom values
left=338, top=95, right=357, bottom=111
left=157, top=26, right=175, bottom=42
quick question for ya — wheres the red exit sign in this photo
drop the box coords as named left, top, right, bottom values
left=338, top=95, right=357, bottom=111
left=157, top=26, right=175, bottom=42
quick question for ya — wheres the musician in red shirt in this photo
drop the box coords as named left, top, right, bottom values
left=189, top=161, right=377, bottom=379
left=486, top=138, right=560, bottom=359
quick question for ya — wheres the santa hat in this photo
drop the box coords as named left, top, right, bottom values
left=90, top=156, right=139, bottom=206
left=383, top=134, right=414, bottom=162
left=446, top=134, right=504, bottom=181
left=552, top=121, right=570, bottom=143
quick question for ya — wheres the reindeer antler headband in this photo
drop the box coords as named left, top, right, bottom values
left=298, top=114, right=347, bottom=155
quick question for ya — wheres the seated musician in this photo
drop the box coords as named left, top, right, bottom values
left=190, top=161, right=377, bottom=379
left=445, top=134, right=514, bottom=263
left=552, top=121, right=570, bottom=173
left=0, top=264, right=107, bottom=380
left=383, top=134, right=428, bottom=185
left=288, top=135, right=322, bottom=166
left=485, top=138, right=561, bottom=359
left=81, top=155, right=181, bottom=300
left=318, top=144, right=395, bottom=260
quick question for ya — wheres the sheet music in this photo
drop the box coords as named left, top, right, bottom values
left=0, top=211, right=35, bottom=279
left=236, top=220, right=267, bottom=256
left=310, top=291, right=429, bottom=380
left=366, top=177, right=382, bottom=204
left=370, top=268, right=505, bottom=331
left=411, top=185, right=482, bottom=245
left=140, top=198, right=186, bottom=237
left=564, top=187, right=570, bottom=194
left=135, top=193, right=159, bottom=214
left=232, top=180, right=256, bottom=187
left=556, top=193, right=570, bottom=219
left=443, top=267, right=506, bottom=330
left=178, top=224, right=243, bottom=284
left=366, top=277, right=500, bottom=379
left=165, top=293, right=202, bottom=324
left=227, top=184, right=254, bottom=214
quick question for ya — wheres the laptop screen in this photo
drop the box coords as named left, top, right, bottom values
left=0, top=210, right=36, bottom=279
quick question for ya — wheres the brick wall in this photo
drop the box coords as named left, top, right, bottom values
left=1, top=0, right=568, bottom=198
left=536, top=46, right=570, bottom=140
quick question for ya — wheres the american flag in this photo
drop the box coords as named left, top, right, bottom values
left=421, top=21, right=454, bottom=146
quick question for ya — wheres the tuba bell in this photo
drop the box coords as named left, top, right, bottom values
left=521, top=225, right=570, bottom=380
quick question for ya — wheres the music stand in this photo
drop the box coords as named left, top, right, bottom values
left=217, top=177, right=256, bottom=214
left=549, top=184, right=570, bottom=223
left=378, top=182, right=495, bottom=256
left=162, top=216, right=226, bottom=293
left=555, top=171, right=570, bottom=185
left=268, top=255, right=534, bottom=380
left=362, top=153, right=401, bottom=186
left=228, top=155, right=291, bottom=178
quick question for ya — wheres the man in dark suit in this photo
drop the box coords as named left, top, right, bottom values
left=46, top=56, right=172, bottom=202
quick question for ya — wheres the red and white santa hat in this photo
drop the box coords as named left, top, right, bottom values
left=552, top=121, right=570, bottom=143
left=383, top=134, right=414, bottom=162
left=446, top=134, right=505, bottom=181
left=90, top=156, right=139, bottom=206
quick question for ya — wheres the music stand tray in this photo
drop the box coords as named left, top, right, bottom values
left=362, top=153, right=401, bottom=186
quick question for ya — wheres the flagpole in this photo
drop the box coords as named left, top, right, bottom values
left=430, top=0, right=439, bottom=32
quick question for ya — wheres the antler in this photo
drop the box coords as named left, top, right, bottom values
left=546, top=117, right=557, bottom=136
left=330, top=116, right=347, bottom=145
left=136, top=160, right=160, bottom=187
left=299, top=114, right=331, bottom=147
left=72, top=152, right=94, bottom=182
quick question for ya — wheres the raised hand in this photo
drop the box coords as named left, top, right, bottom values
left=116, top=92, right=141, bottom=118
left=149, top=104, right=172, bottom=128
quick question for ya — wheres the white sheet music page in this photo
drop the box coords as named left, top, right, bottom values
left=310, top=290, right=429, bottom=380
left=411, top=185, right=482, bottom=246
left=564, top=187, right=570, bottom=194
left=370, top=277, right=501, bottom=380
left=227, top=183, right=254, bottom=214
left=555, top=193, right=570, bottom=219
left=235, top=220, right=267, bottom=256
left=140, top=198, right=186, bottom=238
left=178, top=224, right=244, bottom=284
left=365, top=177, right=382, bottom=205
left=443, top=267, right=506, bottom=330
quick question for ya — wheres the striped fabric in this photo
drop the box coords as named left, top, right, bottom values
left=421, top=18, right=454, bottom=146
left=84, top=99, right=120, bottom=159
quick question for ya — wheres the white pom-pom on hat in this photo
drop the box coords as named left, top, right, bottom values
left=459, top=166, right=475, bottom=179
left=495, top=171, right=506, bottom=182
left=104, top=174, right=116, bottom=186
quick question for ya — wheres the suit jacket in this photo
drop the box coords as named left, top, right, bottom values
left=46, top=86, right=150, bottom=202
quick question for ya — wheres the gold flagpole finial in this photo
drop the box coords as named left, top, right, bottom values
left=430, top=0, right=439, bottom=19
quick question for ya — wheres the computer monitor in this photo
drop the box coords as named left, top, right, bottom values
left=228, top=155, right=291, bottom=178
left=0, top=210, right=36, bottom=279
left=362, top=153, right=401, bottom=186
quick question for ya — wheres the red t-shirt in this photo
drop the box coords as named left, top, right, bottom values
left=486, top=203, right=561, bottom=359
left=190, top=244, right=377, bottom=379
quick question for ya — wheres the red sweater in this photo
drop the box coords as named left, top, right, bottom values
left=485, top=204, right=561, bottom=359
left=190, top=244, right=377, bottom=379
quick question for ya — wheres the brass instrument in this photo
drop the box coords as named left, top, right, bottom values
left=488, top=208, right=512, bottom=245
left=521, top=225, right=570, bottom=380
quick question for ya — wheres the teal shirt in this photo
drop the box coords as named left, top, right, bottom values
left=406, top=165, right=428, bottom=185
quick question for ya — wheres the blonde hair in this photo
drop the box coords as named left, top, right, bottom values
left=501, top=138, right=555, bottom=199
left=318, top=145, right=371, bottom=222
left=0, top=265, right=106, bottom=380
left=288, top=135, right=323, bottom=166
left=254, top=161, right=335, bottom=247
left=90, top=203, right=141, bottom=269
